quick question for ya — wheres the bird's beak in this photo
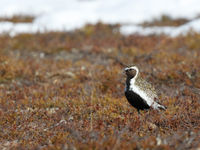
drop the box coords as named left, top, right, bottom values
left=123, top=69, right=126, bottom=74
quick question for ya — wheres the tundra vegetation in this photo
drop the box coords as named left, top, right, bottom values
left=0, top=18, right=199, bottom=149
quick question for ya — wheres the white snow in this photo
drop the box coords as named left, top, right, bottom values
left=121, top=18, right=200, bottom=37
left=0, top=0, right=200, bottom=36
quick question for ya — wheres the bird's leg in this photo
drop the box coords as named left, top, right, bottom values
left=137, top=110, right=144, bottom=132
left=144, top=110, right=149, bottom=122
left=137, top=109, right=140, bottom=115
left=137, top=109, right=141, bottom=120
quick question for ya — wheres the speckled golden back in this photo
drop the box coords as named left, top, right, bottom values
left=135, top=76, right=158, bottom=99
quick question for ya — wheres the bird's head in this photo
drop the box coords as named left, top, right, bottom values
left=124, top=66, right=139, bottom=79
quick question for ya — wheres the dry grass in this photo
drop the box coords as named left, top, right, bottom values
left=0, top=22, right=199, bottom=149
left=0, top=15, right=35, bottom=23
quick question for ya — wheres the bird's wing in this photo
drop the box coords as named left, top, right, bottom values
left=135, top=77, right=158, bottom=100
left=134, top=78, right=166, bottom=110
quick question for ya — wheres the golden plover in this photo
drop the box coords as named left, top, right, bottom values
left=124, top=66, right=166, bottom=113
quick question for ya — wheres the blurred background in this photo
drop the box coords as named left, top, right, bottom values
left=0, top=0, right=200, bottom=149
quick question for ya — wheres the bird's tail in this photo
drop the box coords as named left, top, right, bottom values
left=153, top=102, right=167, bottom=111
left=157, top=104, right=167, bottom=111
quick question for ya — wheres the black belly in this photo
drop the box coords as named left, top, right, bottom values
left=125, top=90, right=150, bottom=111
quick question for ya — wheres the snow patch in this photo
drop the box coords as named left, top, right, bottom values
left=0, top=0, right=200, bottom=36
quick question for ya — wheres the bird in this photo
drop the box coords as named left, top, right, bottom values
left=124, top=66, right=166, bottom=113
